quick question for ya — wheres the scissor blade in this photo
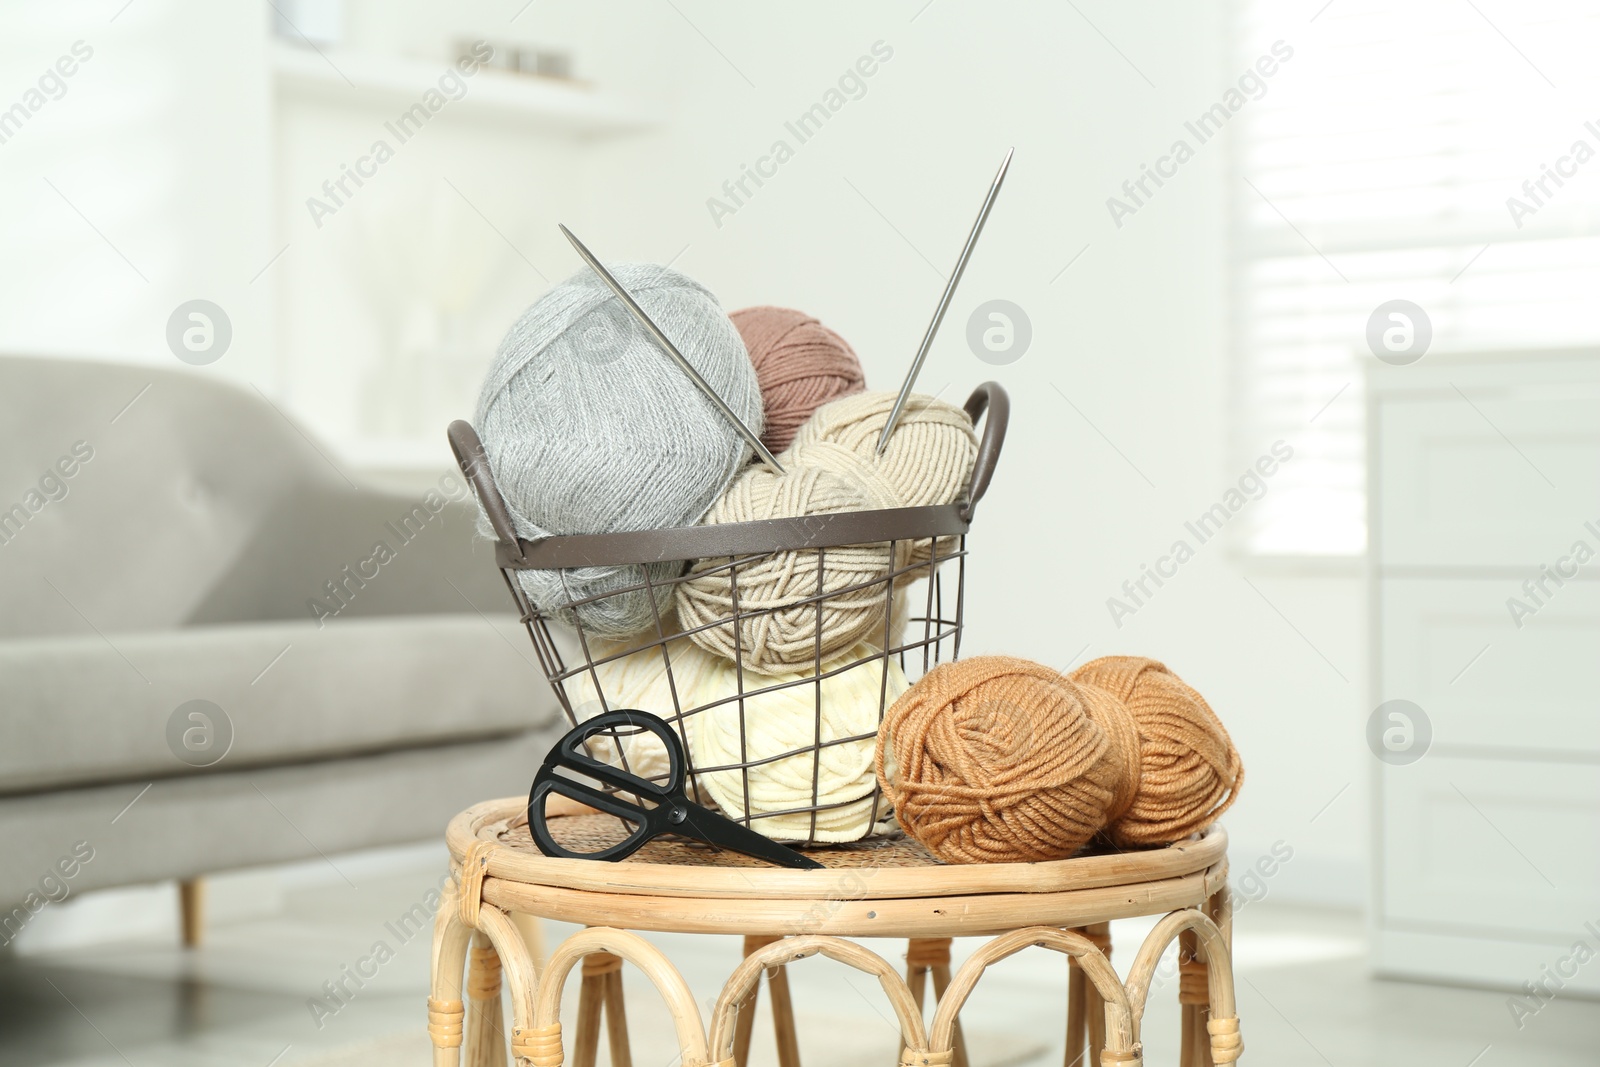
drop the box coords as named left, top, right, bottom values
left=558, top=225, right=786, bottom=475
left=677, top=805, right=824, bottom=870
left=876, top=147, right=1013, bottom=456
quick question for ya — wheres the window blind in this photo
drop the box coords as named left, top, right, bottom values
left=1234, top=0, right=1600, bottom=555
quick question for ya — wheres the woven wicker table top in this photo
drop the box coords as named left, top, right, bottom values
left=446, top=797, right=1229, bottom=907
left=505, top=811, right=946, bottom=869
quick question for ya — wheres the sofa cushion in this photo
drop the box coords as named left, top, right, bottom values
left=0, top=614, right=562, bottom=796
left=0, top=737, right=556, bottom=905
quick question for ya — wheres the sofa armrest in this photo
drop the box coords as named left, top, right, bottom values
left=186, top=480, right=515, bottom=626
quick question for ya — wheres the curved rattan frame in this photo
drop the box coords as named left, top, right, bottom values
left=428, top=847, right=1244, bottom=1067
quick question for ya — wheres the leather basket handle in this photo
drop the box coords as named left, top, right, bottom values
left=960, top=381, right=1009, bottom=521
left=448, top=419, right=525, bottom=563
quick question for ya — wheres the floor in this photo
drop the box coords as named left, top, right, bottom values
left=1, top=847, right=1596, bottom=1066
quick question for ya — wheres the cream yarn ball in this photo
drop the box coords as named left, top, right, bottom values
left=790, top=390, right=977, bottom=576
left=689, top=645, right=908, bottom=843
left=566, top=638, right=908, bottom=843
left=564, top=632, right=723, bottom=789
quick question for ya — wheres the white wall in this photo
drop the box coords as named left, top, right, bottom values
left=0, top=0, right=1367, bottom=910
left=0, top=0, right=276, bottom=386
left=272, top=82, right=589, bottom=464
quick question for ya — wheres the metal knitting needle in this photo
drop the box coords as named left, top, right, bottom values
left=559, top=224, right=785, bottom=474
left=876, top=147, right=1013, bottom=456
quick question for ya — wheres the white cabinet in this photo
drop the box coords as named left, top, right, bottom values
left=1373, top=389, right=1600, bottom=568
left=1369, top=352, right=1600, bottom=994
left=1379, top=579, right=1600, bottom=754
left=1381, top=758, right=1600, bottom=932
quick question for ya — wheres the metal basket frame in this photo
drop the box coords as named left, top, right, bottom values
left=449, top=382, right=1009, bottom=847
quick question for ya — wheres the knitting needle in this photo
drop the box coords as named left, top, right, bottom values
left=875, top=147, right=1013, bottom=456
left=559, top=224, right=786, bottom=475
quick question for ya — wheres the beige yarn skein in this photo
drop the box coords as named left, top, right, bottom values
left=677, top=391, right=977, bottom=676
left=676, top=458, right=900, bottom=674
left=787, top=390, right=977, bottom=509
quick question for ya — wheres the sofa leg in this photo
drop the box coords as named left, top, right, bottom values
left=179, top=878, right=204, bottom=947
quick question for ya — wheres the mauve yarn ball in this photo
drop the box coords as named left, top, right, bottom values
left=474, top=263, right=763, bottom=638
left=731, top=306, right=866, bottom=454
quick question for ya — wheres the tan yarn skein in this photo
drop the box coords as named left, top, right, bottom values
left=676, top=391, right=977, bottom=675
left=787, top=390, right=977, bottom=509
left=791, top=390, right=978, bottom=577
left=1069, top=655, right=1244, bottom=848
left=874, top=657, right=1123, bottom=864
left=876, top=655, right=1243, bottom=864
left=675, top=462, right=899, bottom=673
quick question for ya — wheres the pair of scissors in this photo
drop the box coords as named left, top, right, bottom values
left=528, top=709, right=824, bottom=870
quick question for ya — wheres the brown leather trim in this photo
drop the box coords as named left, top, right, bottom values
left=492, top=504, right=971, bottom=569
left=450, top=382, right=1010, bottom=570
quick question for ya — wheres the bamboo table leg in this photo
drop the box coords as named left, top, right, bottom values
left=1178, top=935, right=1193, bottom=1067
left=1064, top=961, right=1087, bottom=1067
left=1178, top=929, right=1208, bottom=1067
left=1085, top=924, right=1110, bottom=1067
left=602, top=962, right=633, bottom=1067
left=573, top=951, right=628, bottom=1067
left=1196, top=882, right=1233, bottom=1067
left=906, top=939, right=967, bottom=1067
left=766, top=950, right=801, bottom=1067
left=178, top=878, right=204, bottom=947
left=509, top=911, right=547, bottom=974
left=1180, top=1004, right=1199, bottom=1067
left=464, top=933, right=507, bottom=1067
left=572, top=961, right=602, bottom=1067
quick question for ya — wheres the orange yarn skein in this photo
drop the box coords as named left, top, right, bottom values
left=1070, top=654, right=1244, bottom=849
left=875, top=655, right=1242, bottom=864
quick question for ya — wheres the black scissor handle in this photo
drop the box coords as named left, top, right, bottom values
left=548, top=709, right=686, bottom=795
left=528, top=710, right=688, bottom=862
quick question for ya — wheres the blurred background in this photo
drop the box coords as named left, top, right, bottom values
left=1, top=1, right=1597, bottom=1064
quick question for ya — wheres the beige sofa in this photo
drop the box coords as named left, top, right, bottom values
left=0, top=355, right=559, bottom=934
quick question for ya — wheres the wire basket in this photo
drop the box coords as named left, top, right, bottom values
left=449, top=382, right=1009, bottom=848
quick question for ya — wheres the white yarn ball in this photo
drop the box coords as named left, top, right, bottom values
left=787, top=391, right=977, bottom=579
left=690, top=645, right=908, bottom=843
left=568, top=638, right=908, bottom=843
left=565, top=632, right=724, bottom=790
left=474, top=263, right=762, bottom=638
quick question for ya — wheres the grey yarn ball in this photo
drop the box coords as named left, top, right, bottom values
left=474, top=263, right=763, bottom=638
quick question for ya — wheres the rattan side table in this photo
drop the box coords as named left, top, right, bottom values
left=427, top=797, right=1242, bottom=1067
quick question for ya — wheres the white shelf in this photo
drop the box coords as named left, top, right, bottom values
left=271, top=44, right=657, bottom=137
